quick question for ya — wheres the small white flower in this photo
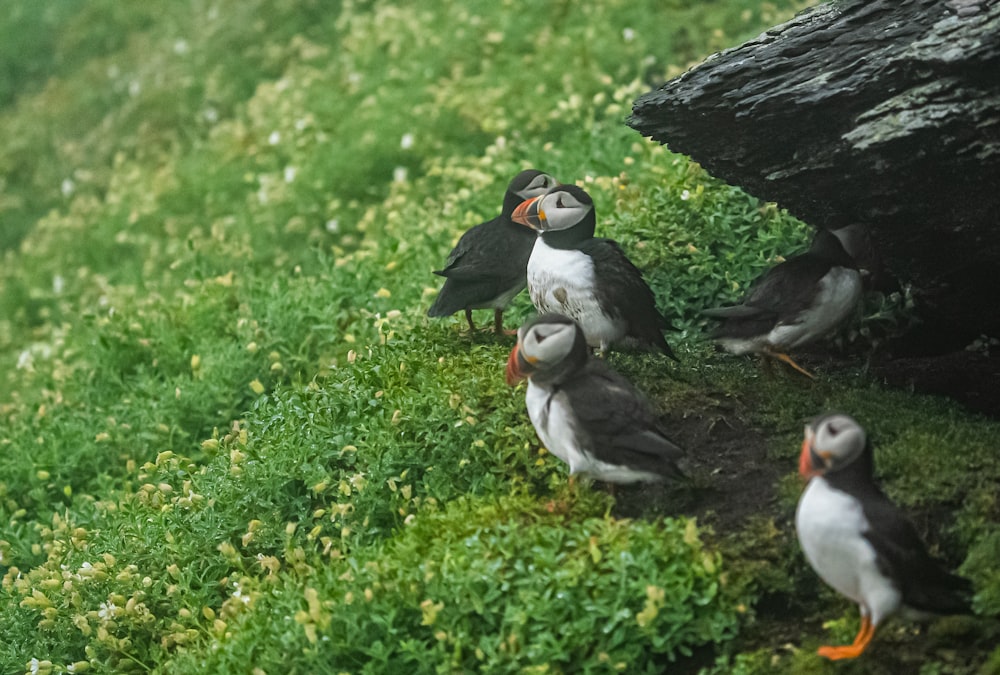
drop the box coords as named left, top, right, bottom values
left=129, top=80, right=141, bottom=97
left=173, top=39, right=189, bottom=55
left=98, top=601, right=117, bottom=620
left=284, top=166, right=297, bottom=183
left=393, top=166, right=408, bottom=183
left=680, top=189, right=691, bottom=201
left=61, top=179, right=75, bottom=197
left=29, top=658, right=40, bottom=674
left=203, top=107, right=219, bottom=123
left=268, top=131, right=281, bottom=145
left=623, top=27, right=636, bottom=42
left=400, top=133, right=414, bottom=150
left=53, top=275, right=65, bottom=294
left=325, top=219, right=340, bottom=233
left=16, top=350, right=32, bottom=371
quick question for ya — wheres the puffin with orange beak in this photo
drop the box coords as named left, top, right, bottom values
left=703, top=228, right=862, bottom=378
left=428, top=169, right=558, bottom=333
left=511, top=184, right=676, bottom=358
left=795, top=413, right=971, bottom=660
left=506, top=313, right=684, bottom=484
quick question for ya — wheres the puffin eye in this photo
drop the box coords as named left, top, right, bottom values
left=556, top=195, right=565, bottom=208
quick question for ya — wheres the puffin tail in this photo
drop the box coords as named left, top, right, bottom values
left=427, top=287, right=458, bottom=318
left=907, top=569, right=974, bottom=616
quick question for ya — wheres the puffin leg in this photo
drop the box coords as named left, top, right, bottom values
left=767, top=349, right=816, bottom=379
left=464, top=308, right=477, bottom=332
left=817, top=615, right=875, bottom=660
left=494, top=308, right=517, bottom=335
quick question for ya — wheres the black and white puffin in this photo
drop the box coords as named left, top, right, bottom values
left=505, top=313, right=684, bottom=484
left=703, top=228, right=863, bottom=377
left=510, top=184, right=676, bottom=358
left=796, top=413, right=971, bottom=660
left=427, top=169, right=558, bottom=333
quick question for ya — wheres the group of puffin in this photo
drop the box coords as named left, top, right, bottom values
left=427, top=170, right=971, bottom=660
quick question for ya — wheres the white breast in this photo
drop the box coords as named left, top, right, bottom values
left=770, top=266, right=862, bottom=349
left=524, top=381, right=664, bottom=484
left=795, top=477, right=901, bottom=625
left=525, top=381, right=591, bottom=474
left=526, top=240, right=624, bottom=349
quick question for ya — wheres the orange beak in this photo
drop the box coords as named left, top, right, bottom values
left=505, top=343, right=539, bottom=385
left=511, top=194, right=546, bottom=231
left=798, top=428, right=829, bottom=480
left=506, top=344, right=525, bottom=385
left=799, top=437, right=817, bottom=479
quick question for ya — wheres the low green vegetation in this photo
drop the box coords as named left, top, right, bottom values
left=1, top=1, right=997, bottom=673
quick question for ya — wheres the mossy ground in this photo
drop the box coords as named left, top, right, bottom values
left=1, top=1, right=998, bottom=673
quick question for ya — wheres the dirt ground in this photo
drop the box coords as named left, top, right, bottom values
left=867, top=349, right=1000, bottom=418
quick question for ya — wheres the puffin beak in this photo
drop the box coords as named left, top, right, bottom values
left=505, top=344, right=525, bottom=385
left=505, top=344, right=536, bottom=385
left=798, top=437, right=818, bottom=479
left=798, top=430, right=831, bottom=480
left=511, top=195, right=546, bottom=231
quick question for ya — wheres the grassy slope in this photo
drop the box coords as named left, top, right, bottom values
left=1, top=0, right=998, bottom=673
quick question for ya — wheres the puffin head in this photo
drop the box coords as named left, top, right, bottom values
left=510, top=184, right=595, bottom=236
left=809, top=228, right=858, bottom=270
left=501, top=170, right=558, bottom=217
left=799, top=413, right=867, bottom=479
left=505, top=314, right=587, bottom=386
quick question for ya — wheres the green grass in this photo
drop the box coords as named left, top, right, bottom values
left=1, top=0, right=998, bottom=673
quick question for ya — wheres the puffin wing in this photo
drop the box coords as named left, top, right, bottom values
left=577, top=238, right=666, bottom=325
left=434, top=218, right=503, bottom=280
left=578, top=238, right=675, bottom=354
left=704, top=256, right=832, bottom=339
left=741, top=256, right=838, bottom=321
left=860, top=494, right=972, bottom=615
left=561, top=362, right=684, bottom=479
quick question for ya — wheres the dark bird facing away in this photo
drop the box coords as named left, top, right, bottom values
left=704, top=228, right=863, bottom=378
left=428, top=169, right=557, bottom=333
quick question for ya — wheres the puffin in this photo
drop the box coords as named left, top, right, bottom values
left=510, top=184, right=676, bottom=358
left=505, top=313, right=684, bottom=484
left=427, top=169, right=558, bottom=333
left=796, top=413, right=971, bottom=660
left=703, top=228, right=863, bottom=378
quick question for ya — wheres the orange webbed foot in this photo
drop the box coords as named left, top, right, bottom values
left=768, top=349, right=816, bottom=379
left=816, top=615, right=875, bottom=660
